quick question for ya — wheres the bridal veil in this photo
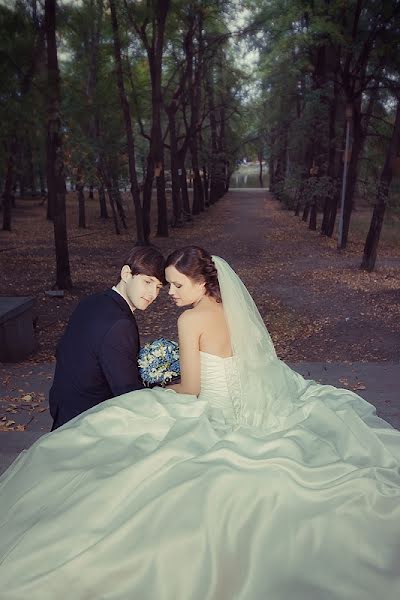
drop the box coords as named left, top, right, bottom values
left=212, top=255, right=307, bottom=429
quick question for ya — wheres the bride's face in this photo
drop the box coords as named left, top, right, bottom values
left=165, top=265, right=205, bottom=307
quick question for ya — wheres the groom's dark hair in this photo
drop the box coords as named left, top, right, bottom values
left=120, top=246, right=165, bottom=284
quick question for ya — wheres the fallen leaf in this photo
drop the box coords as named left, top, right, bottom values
left=352, top=383, right=366, bottom=391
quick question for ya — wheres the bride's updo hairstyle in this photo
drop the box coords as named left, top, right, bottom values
left=166, top=246, right=221, bottom=303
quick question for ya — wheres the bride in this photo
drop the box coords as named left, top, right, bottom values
left=0, top=246, right=399, bottom=600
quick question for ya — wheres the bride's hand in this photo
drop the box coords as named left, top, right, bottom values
left=165, top=383, right=179, bottom=393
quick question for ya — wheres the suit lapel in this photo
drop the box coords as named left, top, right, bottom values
left=104, top=289, right=141, bottom=346
left=105, top=289, right=135, bottom=318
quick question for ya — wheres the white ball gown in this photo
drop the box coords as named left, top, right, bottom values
left=0, top=257, right=399, bottom=600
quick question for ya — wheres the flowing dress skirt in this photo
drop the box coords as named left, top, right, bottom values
left=0, top=383, right=399, bottom=599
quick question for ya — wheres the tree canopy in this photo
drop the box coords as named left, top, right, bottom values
left=1, top=0, right=399, bottom=280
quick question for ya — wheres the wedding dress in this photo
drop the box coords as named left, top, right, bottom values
left=0, top=259, right=399, bottom=599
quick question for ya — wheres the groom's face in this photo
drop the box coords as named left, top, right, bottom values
left=125, top=272, right=163, bottom=311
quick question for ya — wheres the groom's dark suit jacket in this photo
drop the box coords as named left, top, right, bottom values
left=49, top=289, right=143, bottom=430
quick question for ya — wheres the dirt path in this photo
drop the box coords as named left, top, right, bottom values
left=164, top=189, right=400, bottom=362
left=239, top=191, right=400, bottom=362
left=1, top=188, right=399, bottom=363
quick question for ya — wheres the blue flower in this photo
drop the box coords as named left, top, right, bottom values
left=138, top=338, right=180, bottom=386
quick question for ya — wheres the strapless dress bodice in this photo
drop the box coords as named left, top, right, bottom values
left=198, top=351, right=237, bottom=424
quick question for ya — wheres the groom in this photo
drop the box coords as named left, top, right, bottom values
left=49, top=246, right=165, bottom=430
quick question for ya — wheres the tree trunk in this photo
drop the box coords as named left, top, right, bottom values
left=101, top=167, right=120, bottom=234
left=191, top=152, right=203, bottom=214
left=2, top=135, right=17, bottom=231
left=26, top=139, right=37, bottom=196
left=46, top=126, right=54, bottom=220
left=337, top=5, right=380, bottom=247
left=131, top=0, right=170, bottom=240
left=309, top=202, right=317, bottom=230
left=18, top=145, right=25, bottom=199
left=187, top=15, right=204, bottom=215
left=152, top=2, right=170, bottom=237
left=177, top=151, right=191, bottom=218
left=112, top=174, right=127, bottom=229
left=78, top=188, right=86, bottom=228
left=156, top=168, right=168, bottom=236
left=360, top=189, right=386, bottom=272
left=202, top=165, right=209, bottom=207
left=320, top=196, right=331, bottom=234
left=109, top=0, right=144, bottom=243
left=39, top=166, right=46, bottom=197
left=273, top=128, right=288, bottom=201
left=198, top=128, right=209, bottom=206
left=293, top=186, right=301, bottom=215
left=76, top=167, right=86, bottom=228
left=302, top=203, right=310, bottom=222
left=166, top=104, right=183, bottom=226
left=339, top=85, right=378, bottom=248
left=225, top=164, right=232, bottom=193
left=107, top=187, right=120, bottom=235
left=98, top=184, right=108, bottom=218
left=141, top=155, right=154, bottom=240
left=325, top=123, right=344, bottom=238
left=205, top=58, right=220, bottom=205
left=218, top=103, right=228, bottom=200
left=269, top=159, right=275, bottom=192
left=321, top=80, right=339, bottom=235
left=361, top=100, right=400, bottom=271
left=338, top=104, right=361, bottom=248
left=155, top=154, right=168, bottom=236
left=87, top=1, right=104, bottom=217
left=45, top=0, right=72, bottom=289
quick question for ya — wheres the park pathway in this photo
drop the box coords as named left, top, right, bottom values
left=1, top=188, right=399, bottom=474
left=150, top=188, right=400, bottom=363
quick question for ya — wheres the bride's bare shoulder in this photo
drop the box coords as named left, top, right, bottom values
left=177, top=308, right=202, bottom=328
left=177, top=304, right=221, bottom=330
left=193, top=303, right=225, bottom=325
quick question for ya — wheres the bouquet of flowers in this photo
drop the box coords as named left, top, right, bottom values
left=138, top=338, right=180, bottom=386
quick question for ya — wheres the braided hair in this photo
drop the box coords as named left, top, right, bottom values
left=165, top=246, right=221, bottom=303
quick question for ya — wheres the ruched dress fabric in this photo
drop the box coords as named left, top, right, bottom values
left=0, top=351, right=400, bottom=600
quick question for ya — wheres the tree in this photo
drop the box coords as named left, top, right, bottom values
left=124, top=0, right=171, bottom=240
left=249, top=0, right=400, bottom=249
left=109, top=0, right=145, bottom=244
left=45, top=0, right=72, bottom=289
left=0, top=2, right=46, bottom=230
left=361, top=99, right=400, bottom=272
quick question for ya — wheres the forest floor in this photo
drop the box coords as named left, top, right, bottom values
left=0, top=187, right=399, bottom=442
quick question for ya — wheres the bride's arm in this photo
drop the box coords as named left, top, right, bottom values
left=168, top=310, right=202, bottom=395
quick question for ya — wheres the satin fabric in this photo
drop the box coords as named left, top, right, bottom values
left=0, top=353, right=399, bottom=599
